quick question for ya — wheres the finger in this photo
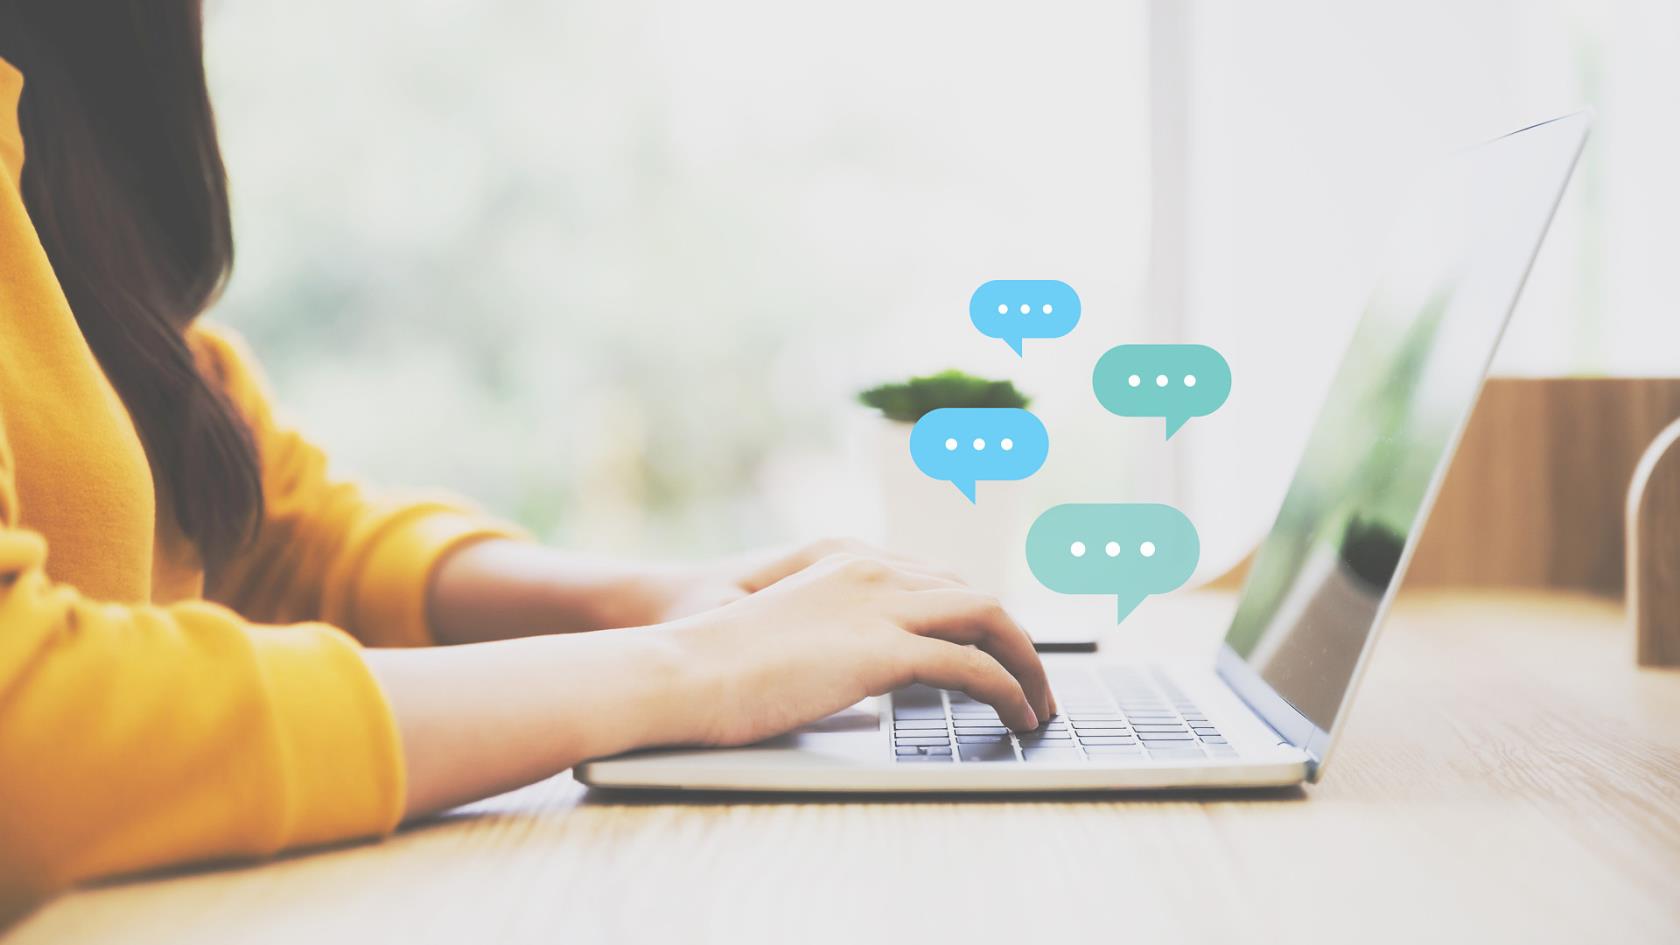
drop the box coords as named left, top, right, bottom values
left=875, top=556, right=969, bottom=587
left=829, top=539, right=971, bottom=586
left=891, top=589, right=1053, bottom=723
left=818, top=554, right=964, bottom=595
left=894, top=590, right=1053, bottom=720
left=898, top=636, right=1038, bottom=732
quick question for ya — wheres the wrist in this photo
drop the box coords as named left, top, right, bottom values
left=600, top=620, right=716, bottom=751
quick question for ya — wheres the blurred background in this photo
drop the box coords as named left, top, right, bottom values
left=203, top=0, right=1679, bottom=594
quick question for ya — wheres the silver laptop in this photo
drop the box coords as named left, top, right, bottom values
left=577, top=111, right=1590, bottom=794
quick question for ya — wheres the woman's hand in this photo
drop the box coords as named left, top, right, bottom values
left=662, top=551, right=1053, bottom=742
left=380, top=550, right=1052, bottom=818
left=429, top=537, right=970, bottom=643
left=652, top=537, right=967, bottom=622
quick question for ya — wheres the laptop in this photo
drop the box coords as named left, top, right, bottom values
left=577, top=111, right=1591, bottom=793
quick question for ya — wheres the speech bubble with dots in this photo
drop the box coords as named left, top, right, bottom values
left=1092, top=344, right=1231, bottom=439
left=1025, top=503, right=1200, bottom=623
left=909, top=407, right=1048, bottom=503
left=969, top=280, right=1081, bottom=356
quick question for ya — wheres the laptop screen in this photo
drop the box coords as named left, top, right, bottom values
left=1221, top=114, right=1589, bottom=734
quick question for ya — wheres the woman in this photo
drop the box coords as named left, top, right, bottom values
left=0, top=1, right=1052, bottom=918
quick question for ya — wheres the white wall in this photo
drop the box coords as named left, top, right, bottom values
left=1172, top=0, right=1680, bottom=573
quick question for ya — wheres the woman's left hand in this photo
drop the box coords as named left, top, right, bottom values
left=651, top=538, right=969, bottom=622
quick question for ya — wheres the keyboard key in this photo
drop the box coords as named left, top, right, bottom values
left=896, top=754, right=953, bottom=762
left=1020, top=731, right=1073, bottom=741
left=952, top=724, right=1008, bottom=734
left=893, top=719, right=949, bottom=730
left=894, top=736, right=953, bottom=747
left=1069, top=713, right=1125, bottom=721
left=959, top=742, right=1019, bottom=762
left=1083, top=745, right=1145, bottom=756
left=892, top=706, right=946, bottom=720
left=1077, top=736, right=1138, bottom=746
left=1022, top=748, right=1082, bottom=763
left=1072, top=720, right=1130, bottom=730
left=1132, top=725, right=1189, bottom=733
left=956, top=734, right=1009, bottom=744
left=1138, top=733, right=1196, bottom=742
left=1199, top=737, right=1229, bottom=745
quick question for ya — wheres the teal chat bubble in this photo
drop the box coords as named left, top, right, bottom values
left=1092, top=344, right=1231, bottom=438
left=1025, top=503, right=1199, bottom=622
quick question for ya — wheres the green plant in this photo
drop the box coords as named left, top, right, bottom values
left=857, top=370, right=1030, bottom=423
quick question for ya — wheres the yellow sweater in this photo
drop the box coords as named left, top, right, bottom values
left=0, top=58, right=513, bottom=917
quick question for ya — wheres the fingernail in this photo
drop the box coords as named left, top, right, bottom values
left=1024, top=706, right=1039, bottom=730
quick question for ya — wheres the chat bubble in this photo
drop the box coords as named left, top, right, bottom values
left=969, top=280, right=1081, bottom=355
left=909, top=407, right=1048, bottom=502
left=1092, top=344, right=1231, bottom=438
left=1025, top=503, right=1199, bottom=622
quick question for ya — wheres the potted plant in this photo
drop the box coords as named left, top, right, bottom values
left=857, top=370, right=1031, bottom=595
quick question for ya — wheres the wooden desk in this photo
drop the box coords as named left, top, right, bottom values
left=7, top=591, right=1679, bottom=944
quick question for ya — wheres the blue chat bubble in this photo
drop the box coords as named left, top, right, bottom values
left=969, top=280, right=1081, bottom=355
left=1092, top=343, right=1231, bottom=438
left=909, top=407, right=1049, bottom=502
left=1025, top=503, right=1200, bottom=622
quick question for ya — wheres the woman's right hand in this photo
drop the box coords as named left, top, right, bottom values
left=373, top=551, right=1054, bottom=819
left=661, top=553, right=1055, bottom=745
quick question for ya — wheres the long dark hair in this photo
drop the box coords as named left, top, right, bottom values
left=0, top=0, right=262, bottom=562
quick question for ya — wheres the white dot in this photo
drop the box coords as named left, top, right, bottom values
left=1105, top=541, right=1120, bottom=557
left=1140, top=541, right=1156, bottom=557
left=1184, top=374, right=1197, bottom=387
left=997, top=303, right=1008, bottom=315
left=972, top=438, right=986, bottom=451
left=1042, top=304, right=1053, bottom=315
left=1155, top=374, right=1168, bottom=387
left=1000, top=438, right=1014, bottom=451
left=1128, top=374, right=1141, bottom=388
left=1019, top=304, right=1031, bottom=315
left=1070, top=541, right=1087, bottom=558
left=944, top=438, right=958, bottom=451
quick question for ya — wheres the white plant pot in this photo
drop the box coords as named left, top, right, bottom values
left=871, top=419, right=1025, bottom=596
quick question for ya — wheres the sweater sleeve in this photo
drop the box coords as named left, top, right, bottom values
left=194, top=327, right=525, bottom=647
left=0, top=418, right=407, bottom=921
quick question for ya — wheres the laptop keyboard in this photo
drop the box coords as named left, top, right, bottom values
left=891, top=667, right=1237, bottom=763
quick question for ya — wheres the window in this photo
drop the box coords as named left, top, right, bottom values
left=207, top=0, right=1152, bottom=574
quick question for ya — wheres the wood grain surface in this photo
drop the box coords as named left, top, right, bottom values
left=1407, top=377, right=1680, bottom=591
left=6, top=590, right=1678, bottom=945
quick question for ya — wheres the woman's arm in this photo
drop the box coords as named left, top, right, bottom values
left=426, top=537, right=970, bottom=645
left=375, top=552, right=1055, bottom=819
left=424, top=540, right=700, bottom=643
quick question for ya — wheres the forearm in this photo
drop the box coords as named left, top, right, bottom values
left=427, top=539, right=685, bottom=644
left=363, top=624, right=698, bottom=818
